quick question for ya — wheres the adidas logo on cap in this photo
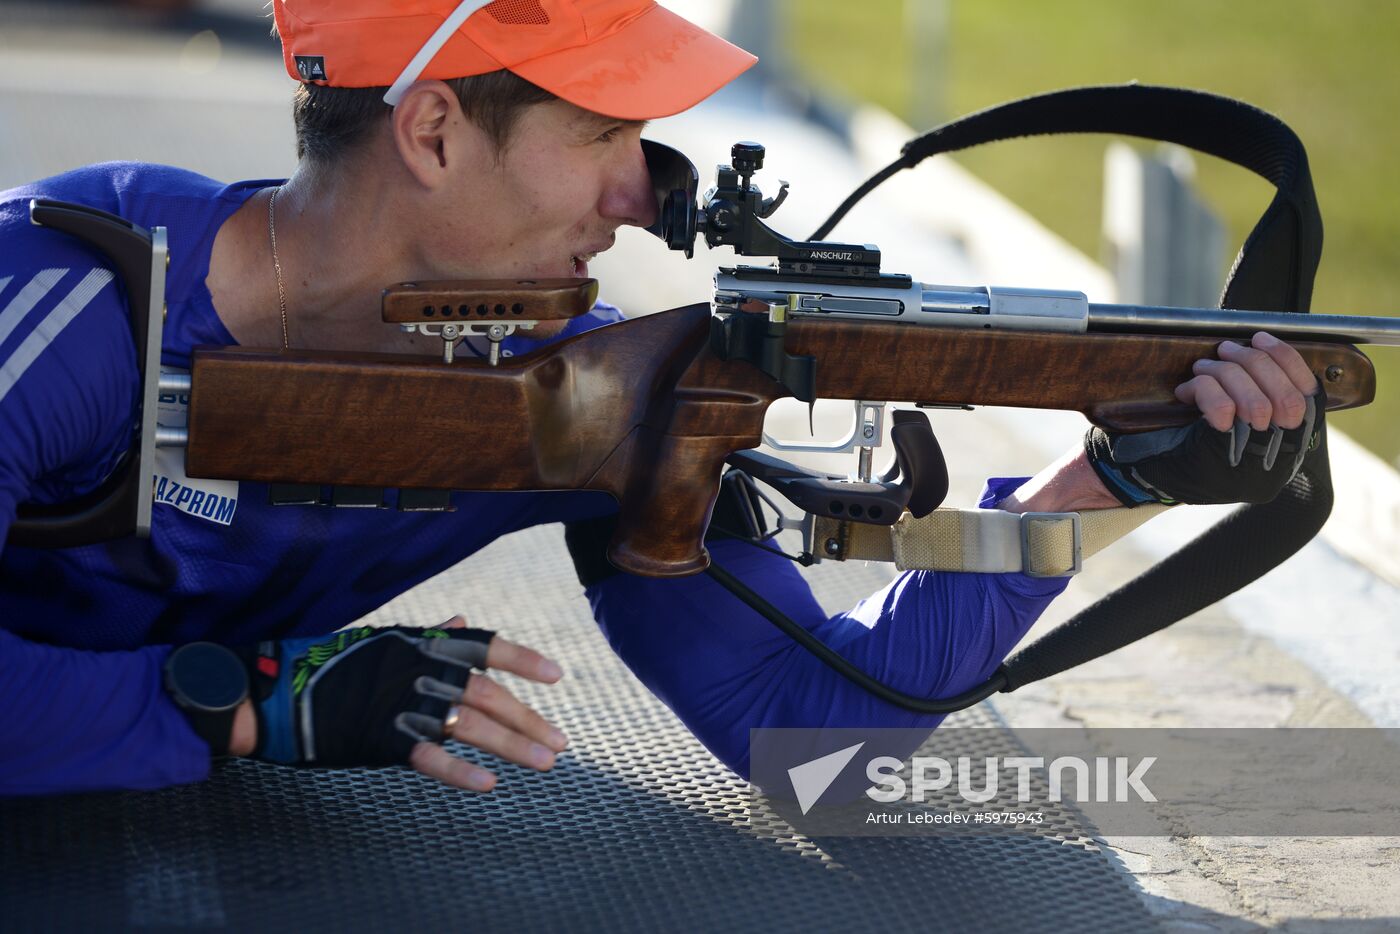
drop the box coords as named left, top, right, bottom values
left=295, top=55, right=327, bottom=81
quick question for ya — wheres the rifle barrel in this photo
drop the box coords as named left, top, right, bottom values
left=725, top=273, right=1400, bottom=346
left=1088, top=304, right=1400, bottom=346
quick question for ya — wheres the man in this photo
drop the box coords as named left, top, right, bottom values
left=0, top=0, right=1319, bottom=795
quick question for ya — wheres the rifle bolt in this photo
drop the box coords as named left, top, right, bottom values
left=823, top=538, right=842, bottom=557
left=1325, top=364, right=1344, bottom=382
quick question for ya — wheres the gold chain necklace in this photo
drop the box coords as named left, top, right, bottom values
left=267, top=186, right=289, bottom=351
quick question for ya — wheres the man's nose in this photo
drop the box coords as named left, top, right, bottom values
left=601, top=142, right=658, bottom=229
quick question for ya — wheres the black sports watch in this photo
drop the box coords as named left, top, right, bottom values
left=163, top=642, right=250, bottom=756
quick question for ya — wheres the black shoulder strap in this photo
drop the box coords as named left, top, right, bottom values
left=7, top=200, right=159, bottom=548
left=817, top=84, right=1329, bottom=695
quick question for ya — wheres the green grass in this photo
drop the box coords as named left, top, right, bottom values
left=787, top=0, right=1400, bottom=465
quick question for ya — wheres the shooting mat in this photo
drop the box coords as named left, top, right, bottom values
left=0, top=525, right=1160, bottom=932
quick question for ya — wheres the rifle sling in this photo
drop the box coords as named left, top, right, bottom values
left=814, top=504, right=1169, bottom=577
left=804, top=84, right=1328, bottom=705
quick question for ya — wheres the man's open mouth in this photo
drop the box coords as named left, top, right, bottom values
left=571, top=252, right=596, bottom=277
left=571, top=236, right=614, bottom=278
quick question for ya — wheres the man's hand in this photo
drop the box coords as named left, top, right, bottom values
left=1174, top=332, right=1317, bottom=434
left=1003, top=332, right=1323, bottom=514
left=1083, top=331, right=1323, bottom=507
left=234, top=617, right=568, bottom=793
left=408, top=616, right=568, bottom=792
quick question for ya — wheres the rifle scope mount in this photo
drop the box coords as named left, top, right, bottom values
left=645, top=139, right=890, bottom=283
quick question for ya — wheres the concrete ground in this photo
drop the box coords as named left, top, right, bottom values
left=3, top=3, right=1398, bottom=930
left=760, top=396, right=1400, bottom=933
left=997, top=494, right=1400, bottom=932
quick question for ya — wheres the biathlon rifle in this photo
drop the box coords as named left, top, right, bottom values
left=12, top=86, right=1400, bottom=711
left=172, top=132, right=1394, bottom=575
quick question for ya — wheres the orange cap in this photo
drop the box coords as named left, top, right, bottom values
left=272, top=0, right=758, bottom=120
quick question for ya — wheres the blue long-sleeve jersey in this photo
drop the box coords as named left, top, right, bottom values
left=0, top=164, right=1067, bottom=795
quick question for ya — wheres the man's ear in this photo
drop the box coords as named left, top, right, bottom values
left=389, top=81, right=482, bottom=189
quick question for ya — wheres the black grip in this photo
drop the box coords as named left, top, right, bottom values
left=887, top=409, right=948, bottom=518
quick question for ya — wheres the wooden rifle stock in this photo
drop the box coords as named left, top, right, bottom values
left=782, top=319, right=1374, bottom=431
left=187, top=305, right=1374, bottom=576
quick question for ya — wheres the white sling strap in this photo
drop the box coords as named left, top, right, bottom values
left=812, top=504, right=1170, bottom=577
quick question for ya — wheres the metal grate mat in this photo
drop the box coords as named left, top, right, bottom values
left=1, top=525, right=1161, bottom=932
